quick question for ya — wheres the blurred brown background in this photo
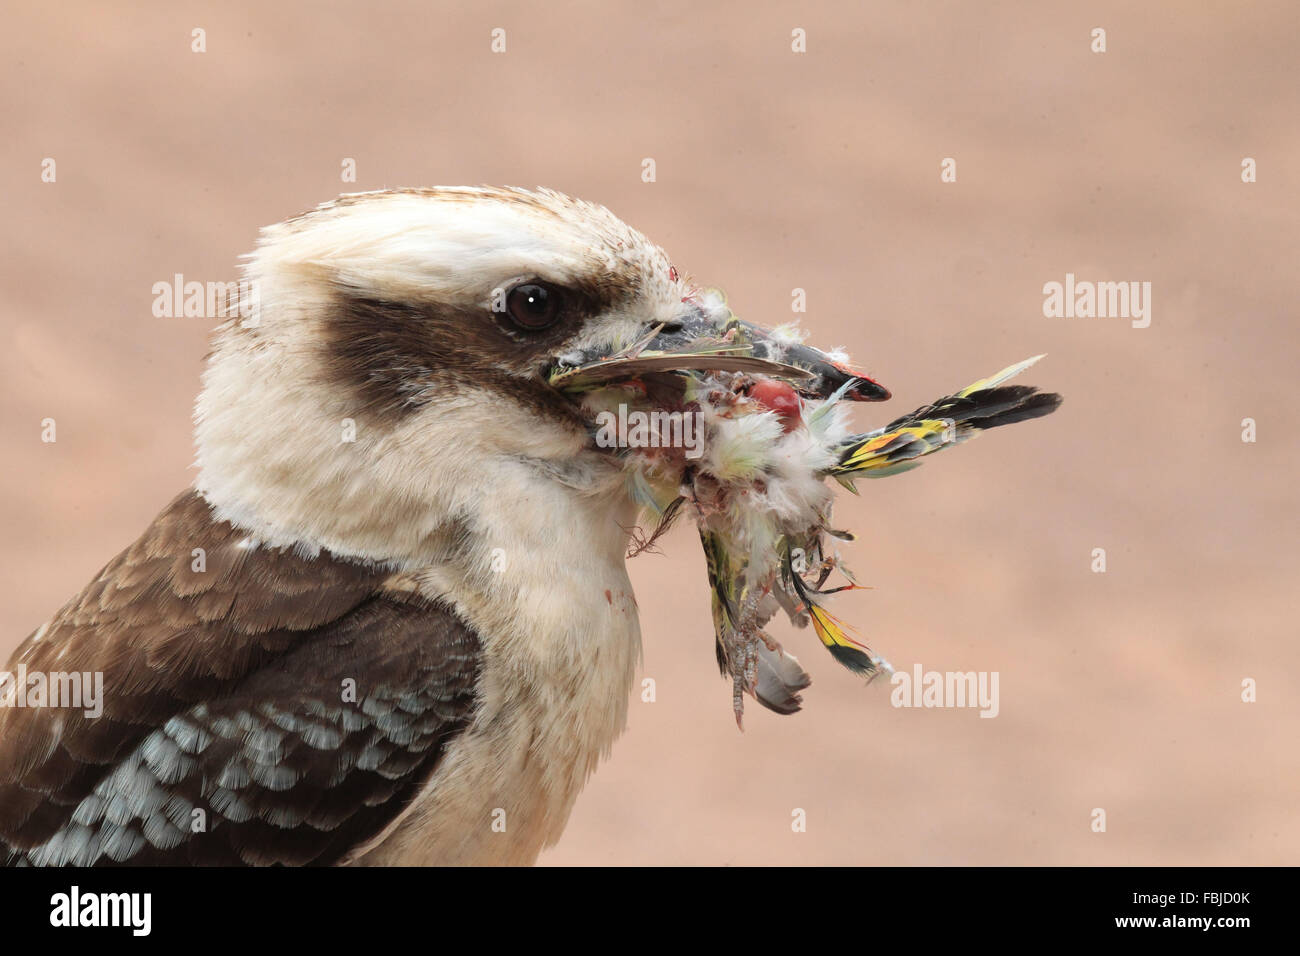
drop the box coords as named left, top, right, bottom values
left=2, top=2, right=1296, bottom=865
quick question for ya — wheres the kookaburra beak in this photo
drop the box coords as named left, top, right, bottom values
left=548, top=301, right=891, bottom=401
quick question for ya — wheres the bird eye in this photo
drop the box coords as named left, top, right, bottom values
left=506, top=283, right=562, bottom=330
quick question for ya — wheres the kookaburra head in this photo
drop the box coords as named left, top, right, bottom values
left=1, top=187, right=1058, bottom=866
left=195, top=186, right=877, bottom=567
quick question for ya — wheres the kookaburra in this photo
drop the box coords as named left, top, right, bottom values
left=1, top=187, right=1060, bottom=866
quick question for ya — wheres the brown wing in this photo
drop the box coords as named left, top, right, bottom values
left=0, top=491, right=481, bottom=866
